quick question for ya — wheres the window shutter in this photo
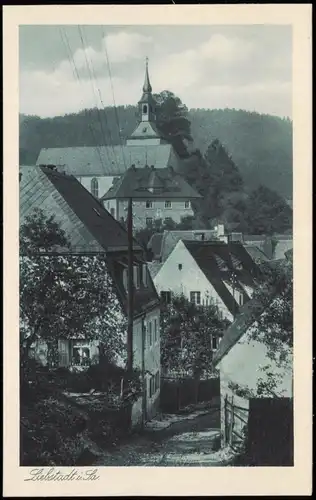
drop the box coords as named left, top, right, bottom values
left=123, top=268, right=128, bottom=290
left=133, top=265, right=140, bottom=289
left=142, top=264, right=148, bottom=287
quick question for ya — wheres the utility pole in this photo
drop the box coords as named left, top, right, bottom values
left=141, top=315, right=146, bottom=429
left=127, top=196, right=134, bottom=373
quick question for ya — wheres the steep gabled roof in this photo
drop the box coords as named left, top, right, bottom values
left=101, top=166, right=202, bottom=201
left=20, top=166, right=159, bottom=317
left=244, top=244, right=270, bottom=264
left=20, top=166, right=142, bottom=253
left=36, top=144, right=180, bottom=176
left=156, top=229, right=218, bottom=262
left=183, top=241, right=261, bottom=316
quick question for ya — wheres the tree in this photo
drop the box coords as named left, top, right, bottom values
left=243, top=184, right=293, bottom=235
left=20, top=208, right=126, bottom=367
left=160, top=294, right=229, bottom=401
left=154, top=90, right=193, bottom=157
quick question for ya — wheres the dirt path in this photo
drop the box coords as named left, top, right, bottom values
left=92, top=408, right=225, bottom=466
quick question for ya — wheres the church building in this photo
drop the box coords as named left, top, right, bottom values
left=36, top=59, right=182, bottom=200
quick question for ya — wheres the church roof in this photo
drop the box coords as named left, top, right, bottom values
left=36, top=144, right=180, bottom=176
left=101, top=165, right=202, bottom=201
left=128, top=121, right=162, bottom=141
left=143, top=57, right=152, bottom=93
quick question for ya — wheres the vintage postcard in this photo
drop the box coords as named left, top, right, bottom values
left=3, top=4, right=312, bottom=497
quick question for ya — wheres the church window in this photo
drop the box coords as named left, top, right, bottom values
left=91, top=178, right=99, bottom=198
left=143, top=104, right=148, bottom=114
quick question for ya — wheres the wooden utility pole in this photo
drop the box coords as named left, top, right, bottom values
left=127, top=196, right=134, bottom=372
left=141, top=315, right=146, bottom=429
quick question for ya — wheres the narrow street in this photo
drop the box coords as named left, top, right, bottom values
left=92, top=407, right=234, bottom=466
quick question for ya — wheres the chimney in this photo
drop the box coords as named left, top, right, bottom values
left=217, top=224, right=225, bottom=238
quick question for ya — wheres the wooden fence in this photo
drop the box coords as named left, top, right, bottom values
left=160, top=376, right=220, bottom=413
left=223, top=395, right=249, bottom=449
left=224, top=395, right=294, bottom=466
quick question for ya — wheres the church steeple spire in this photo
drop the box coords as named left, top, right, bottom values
left=126, top=58, right=166, bottom=146
left=143, top=57, right=152, bottom=93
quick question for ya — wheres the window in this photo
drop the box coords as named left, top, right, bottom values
left=148, top=321, right=153, bottom=347
left=149, top=372, right=160, bottom=398
left=110, top=207, right=115, bottom=218
left=190, top=291, right=201, bottom=305
left=142, top=264, right=148, bottom=287
left=133, top=265, right=140, bottom=289
left=71, top=340, right=91, bottom=367
left=161, top=290, right=171, bottom=304
left=178, top=263, right=183, bottom=271
left=212, top=336, right=218, bottom=350
left=184, top=200, right=190, bottom=209
left=239, top=293, right=244, bottom=306
left=143, top=104, right=147, bottom=114
left=165, top=200, right=172, bottom=208
left=146, top=217, right=153, bottom=226
left=146, top=200, right=153, bottom=208
left=154, top=318, right=158, bottom=342
left=91, top=178, right=99, bottom=198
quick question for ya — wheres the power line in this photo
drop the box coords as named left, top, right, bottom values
left=101, top=25, right=128, bottom=172
left=80, top=25, right=121, bottom=177
left=76, top=25, right=112, bottom=176
left=59, top=27, right=106, bottom=178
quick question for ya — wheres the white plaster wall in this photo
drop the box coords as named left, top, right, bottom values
left=77, top=175, right=116, bottom=199
left=132, top=306, right=161, bottom=420
left=219, top=333, right=293, bottom=398
left=219, top=332, right=292, bottom=445
left=126, top=138, right=162, bottom=146
left=154, top=240, right=233, bottom=320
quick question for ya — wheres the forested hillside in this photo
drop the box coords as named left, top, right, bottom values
left=19, top=107, right=292, bottom=199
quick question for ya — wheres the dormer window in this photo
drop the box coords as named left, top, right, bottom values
left=91, top=178, right=99, bottom=198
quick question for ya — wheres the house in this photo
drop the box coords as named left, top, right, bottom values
left=212, top=296, right=293, bottom=465
left=20, top=165, right=161, bottom=425
left=243, top=233, right=293, bottom=261
left=152, top=240, right=262, bottom=323
left=148, top=225, right=226, bottom=262
left=35, top=59, right=184, bottom=200
left=101, top=165, right=202, bottom=229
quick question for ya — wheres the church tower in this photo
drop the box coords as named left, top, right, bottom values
left=126, top=58, right=166, bottom=146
